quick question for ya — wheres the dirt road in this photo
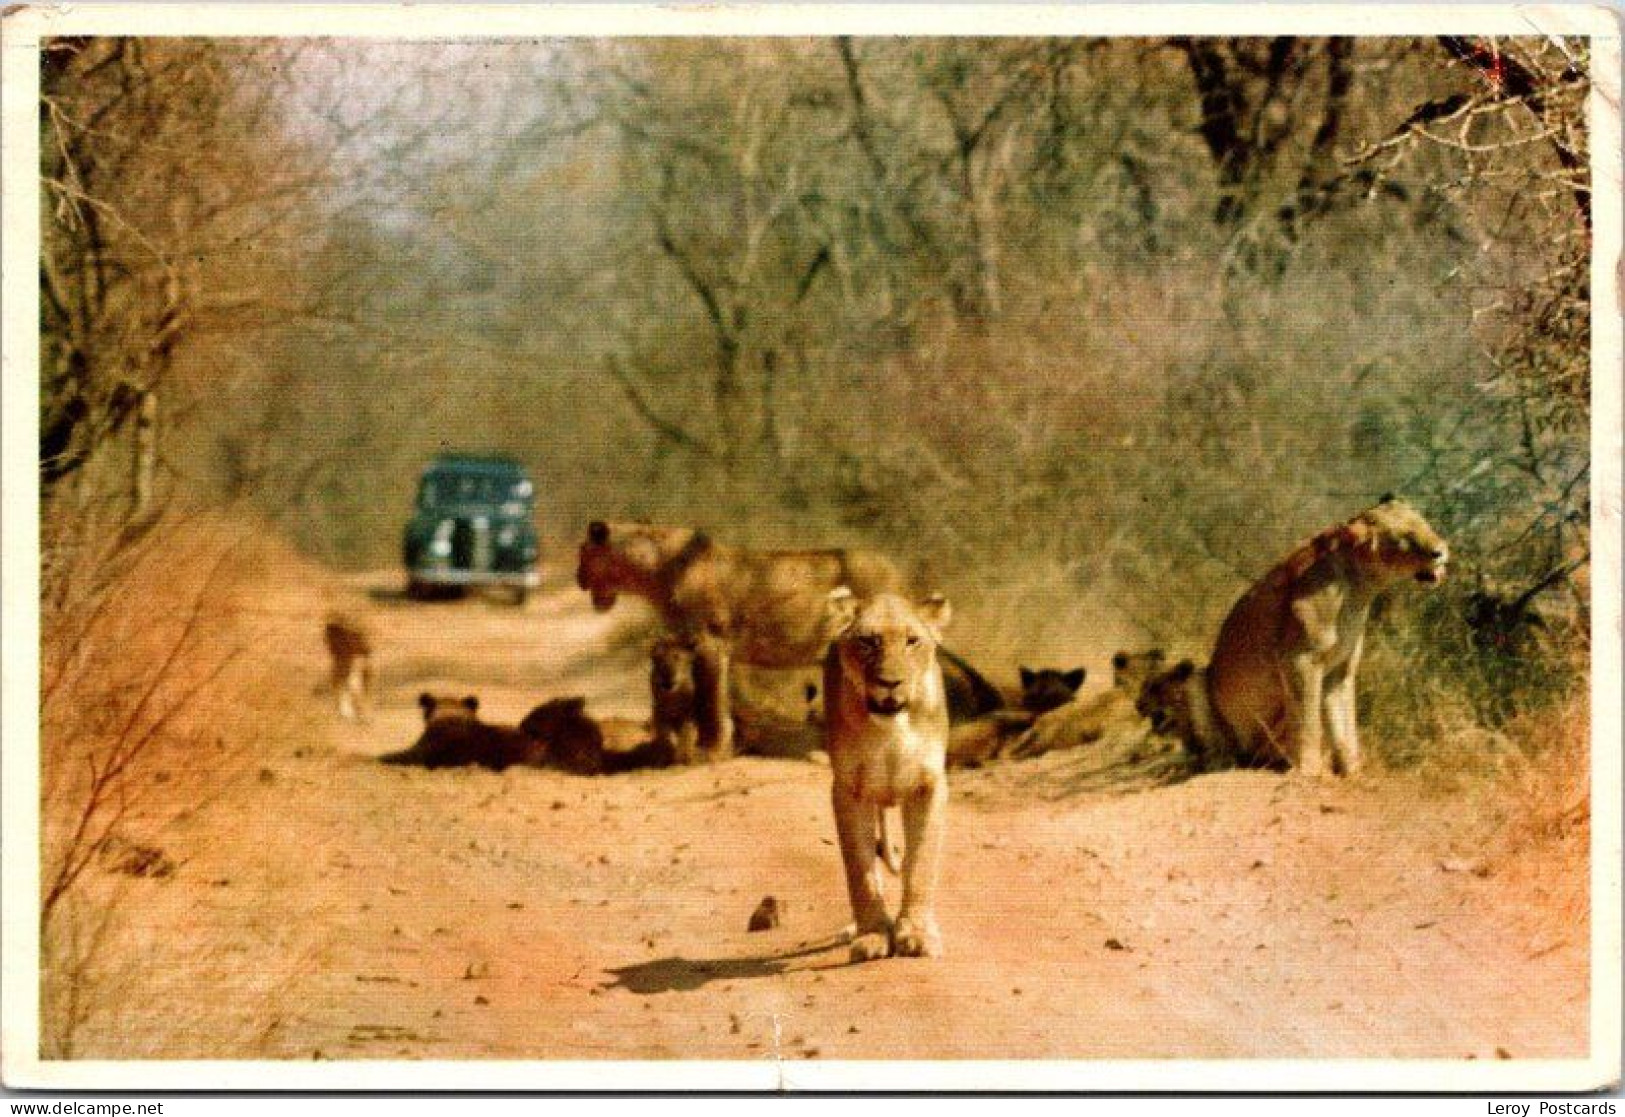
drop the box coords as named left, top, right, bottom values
left=70, top=556, right=1588, bottom=1063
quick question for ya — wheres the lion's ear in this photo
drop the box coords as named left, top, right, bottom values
left=1150, top=648, right=1166, bottom=663
left=463, top=695, right=480, bottom=713
left=418, top=693, right=434, bottom=714
left=1172, top=660, right=1195, bottom=681
left=1019, top=667, right=1036, bottom=688
left=1063, top=668, right=1086, bottom=691
left=823, top=587, right=859, bottom=640
left=1378, top=492, right=1397, bottom=505
left=916, top=594, right=952, bottom=637
left=588, top=520, right=610, bottom=545
left=1111, top=652, right=1128, bottom=670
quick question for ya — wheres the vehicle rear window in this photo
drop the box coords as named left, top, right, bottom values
left=420, top=473, right=532, bottom=506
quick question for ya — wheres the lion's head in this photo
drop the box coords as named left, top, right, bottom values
left=1342, top=495, right=1450, bottom=585
left=825, top=589, right=951, bottom=718
left=576, top=521, right=644, bottom=613
left=419, top=693, right=479, bottom=724
left=649, top=634, right=697, bottom=705
left=1110, top=649, right=1167, bottom=694
left=1136, top=660, right=1200, bottom=739
left=1018, top=666, right=1086, bottom=714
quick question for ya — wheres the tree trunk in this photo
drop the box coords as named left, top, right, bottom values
left=130, top=389, right=157, bottom=519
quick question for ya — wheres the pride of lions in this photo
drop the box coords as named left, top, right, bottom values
left=328, top=495, right=1447, bottom=963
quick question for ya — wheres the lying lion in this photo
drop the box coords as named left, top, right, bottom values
left=948, top=650, right=1165, bottom=767
left=382, top=694, right=672, bottom=775
left=380, top=694, right=544, bottom=770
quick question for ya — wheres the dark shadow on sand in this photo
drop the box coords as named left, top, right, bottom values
left=602, top=933, right=849, bottom=995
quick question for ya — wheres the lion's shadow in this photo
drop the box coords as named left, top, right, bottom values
left=602, top=933, right=847, bottom=995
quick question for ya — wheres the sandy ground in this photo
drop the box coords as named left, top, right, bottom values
left=62, top=559, right=1588, bottom=1062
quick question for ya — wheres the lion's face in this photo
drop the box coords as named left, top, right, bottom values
left=650, top=636, right=696, bottom=700
left=1018, top=666, right=1086, bottom=714
left=1136, top=661, right=1197, bottom=738
left=1358, top=497, right=1450, bottom=585
left=1110, top=649, right=1167, bottom=694
left=827, top=591, right=951, bottom=718
left=419, top=693, right=479, bottom=724
left=576, top=521, right=624, bottom=612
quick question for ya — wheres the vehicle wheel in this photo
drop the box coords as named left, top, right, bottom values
left=406, top=578, right=428, bottom=601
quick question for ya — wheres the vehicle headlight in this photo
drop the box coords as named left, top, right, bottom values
left=497, top=525, right=518, bottom=548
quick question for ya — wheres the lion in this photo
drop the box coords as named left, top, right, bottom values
left=999, top=649, right=1165, bottom=761
left=519, top=697, right=673, bottom=776
left=1198, top=495, right=1448, bottom=776
left=1017, top=666, right=1087, bottom=715
left=380, top=694, right=545, bottom=770
left=322, top=612, right=374, bottom=721
left=577, top=521, right=904, bottom=755
left=649, top=634, right=704, bottom=765
left=823, top=588, right=953, bottom=962
left=1136, top=659, right=1232, bottom=768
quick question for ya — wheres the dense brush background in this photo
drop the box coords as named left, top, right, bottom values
left=33, top=33, right=1598, bottom=1060
left=40, top=35, right=1590, bottom=771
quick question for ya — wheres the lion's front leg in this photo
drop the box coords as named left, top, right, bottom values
left=893, top=776, right=947, bottom=958
left=1287, top=653, right=1327, bottom=778
left=693, top=635, right=735, bottom=760
left=832, top=782, right=892, bottom=962
left=336, top=655, right=368, bottom=721
left=1322, top=662, right=1362, bottom=777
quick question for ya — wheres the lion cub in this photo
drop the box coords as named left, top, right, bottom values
left=649, top=635, right=703, bottom=765
left=381, top=694, right=543, bottom=770
left=322, top=612, right=374, bottom=721
left=823, top=588, right=952, bottom=962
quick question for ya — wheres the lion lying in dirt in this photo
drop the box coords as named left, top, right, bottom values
left=381, top=694, right=673, bottom=775
left=1143, top=496, right=1448, bottom=776
left=947, top=650, right=1165, bottom=767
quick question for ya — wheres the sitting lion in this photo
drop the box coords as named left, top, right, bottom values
left=322, top=612, right=374, bottom=721
left=1017, top=666, right=1088, bottom=715
left=823, top=588, right=953, bottom=962
left=1190, top=495, right=1448, bottom=776
left=380, top=694, right=544, bottom=771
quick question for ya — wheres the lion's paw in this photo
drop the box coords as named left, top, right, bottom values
left=849, top=931, right=893, bottom=963
left=891, top=916, right=943, bottom=958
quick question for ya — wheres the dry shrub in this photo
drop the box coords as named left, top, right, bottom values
left=40, top=508, right=332, bottom=1056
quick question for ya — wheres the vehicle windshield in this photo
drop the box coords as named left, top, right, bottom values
left=418, top=472, right=532, bottom=508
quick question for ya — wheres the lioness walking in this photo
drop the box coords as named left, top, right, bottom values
left=322, top=612, right=374, bottom=721
left=823, top=588, right=953, bottom=962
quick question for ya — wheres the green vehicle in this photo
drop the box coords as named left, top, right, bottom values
left=402, top=454, right=541, bottom=604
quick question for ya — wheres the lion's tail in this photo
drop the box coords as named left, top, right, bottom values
left=876, top=806, right=903, bottom=874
